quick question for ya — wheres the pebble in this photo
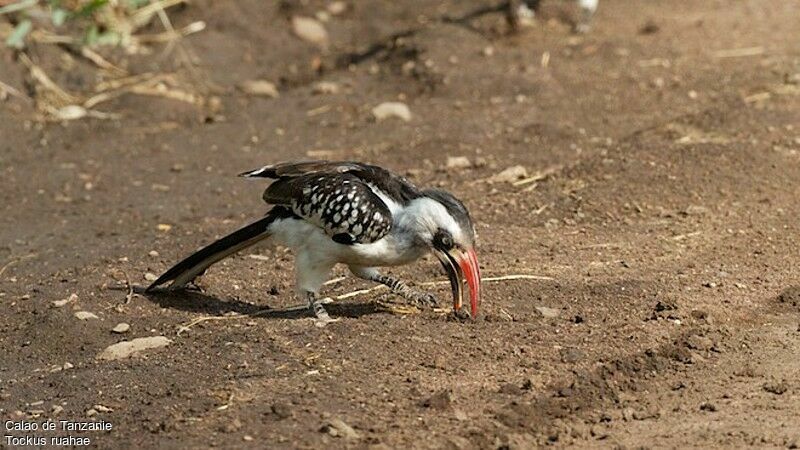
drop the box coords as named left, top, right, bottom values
left=239, top=80, right=279, bottom=98
left=53, top=293, right=78, bottom=308
left=74, top=311, right=99, bottom=320
left=327, top=1, right=347, bottom=15
left=446, top=156, right=472, bottom=170
left=144, top=273, right=158, bottom=282
left=97, top=336, right=172, bottom=361
left=312, top=81, right=340, bottom=95
left=372, top=102, right=412, bottom=122
left=148, top=250, right=159, bottom=257
left=291, top=16, right=329, bottom=47
left=535, top=306, right=561, bottom=319
left=322, top=418, right=360, bottom=439
left=489, top=165, right=527, bottom=183
left=112, top=323, right=130, bottom=334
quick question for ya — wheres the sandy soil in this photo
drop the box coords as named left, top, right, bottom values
left=1, top=0, right=800, bottom=448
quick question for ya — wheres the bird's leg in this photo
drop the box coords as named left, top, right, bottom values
left=574, top=0, right=598, bottom=33
left=507, top=0, right=538, bottom=29
left=305, top=291, right=338, bottom=327
left=349, top=267, right=438, bottom=308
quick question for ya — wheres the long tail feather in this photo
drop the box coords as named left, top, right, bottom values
left=146, top=213, right=279, bottom=292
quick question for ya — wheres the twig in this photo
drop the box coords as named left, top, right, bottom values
left=671, top=231, right=701, bottom=241
left=0, top=78, right=30, bottom=103
left=134, top=21, right=205, bottom=44
left=121, top=271, right=134, bottom=304
left=713, top=47, right=764, bottom=58
left=19, top=53, right=80, bottom=104
left=177, top=308, right=276, bottom=336
left=323, top=276, right=347, bottom=286
left=80, top=48, right=127, bottom=76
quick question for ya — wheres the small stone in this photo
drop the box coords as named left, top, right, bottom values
left=291, top=16, right=329, bottom=47
left=327, top=1, right=347, bottom=15
left=74, top=311, right=99, bottom=320
left=62, top=362, right=73, bottom=370
left=535, top=306, right=560, bottom=319
left=144, top=273, right=158, bottom=282
left=156, top=224, right=172, bottom=232
left=51, top=405, right=64, bottom=415
left=148, top=250, right=159, bottom=257
left=97, top=336, right=172, bottom=361
left=446, top=156, right=472, bottom=170
left=482, top=46, right=495, bottom=57
left=112, top=323, right=130, bottom=334
left=243, top=435, right=254, bottom=442
left=372, top=102, right=412, bottom=122
left=312, top=81, right=340, bottom=95
left=489, top=165, right=527, bottom=183
left=239, top=80, right=279, bottom=98
left=93, top=404, right=113, bottom=413
left=53, top=293, right=78, bottom=308
left=322, top=418, right=360, bottom=440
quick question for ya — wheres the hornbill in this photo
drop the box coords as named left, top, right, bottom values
left=146, top=161, right=481, bottom=324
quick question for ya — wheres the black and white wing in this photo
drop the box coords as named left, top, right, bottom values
left=245, top=171, right=390, bottom=245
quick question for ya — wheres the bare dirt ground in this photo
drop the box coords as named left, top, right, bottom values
left=2, top=0, right=800, bottom=448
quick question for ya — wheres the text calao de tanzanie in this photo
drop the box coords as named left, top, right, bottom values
left=5, top=419, right=112, bottom=446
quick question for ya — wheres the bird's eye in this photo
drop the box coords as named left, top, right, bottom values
left=440, top=235, right=453, bottom=248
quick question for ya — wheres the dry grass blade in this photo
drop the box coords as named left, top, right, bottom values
left=19, top=53, right=80, bottom=105
left=130, top=0, right=186, bottom=28
left=80, top=47, right=127, bottom=76
left=712, top=47, right=764, bottom=58
left=176, top=308, right=274, bottom=336
left=0, top=78, right=29, bottom=102
left=128, top=84, right=201, bottom=105
left=134, top=20, right=205, bottom=44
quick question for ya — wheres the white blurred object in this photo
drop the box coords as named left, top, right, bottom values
left=508, top=0, right=599, bottom=33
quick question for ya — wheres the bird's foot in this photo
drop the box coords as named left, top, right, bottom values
left=402, top=290, right=439, bottom=309
left=307, top=293, right=339, bottom=328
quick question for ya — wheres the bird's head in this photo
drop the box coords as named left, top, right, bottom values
left=402, top=189, right=481, bottom=318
